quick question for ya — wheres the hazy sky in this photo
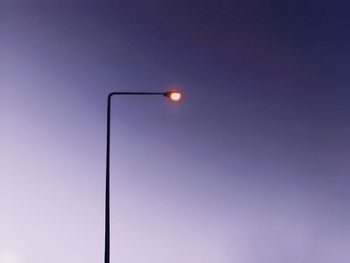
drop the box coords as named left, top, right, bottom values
left=1, top=1, right=350, bottom=262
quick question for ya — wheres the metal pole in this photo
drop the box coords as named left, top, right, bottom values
left=104, top=92, right=167, bottom=263
left=105, top=95, right=111, bottom=263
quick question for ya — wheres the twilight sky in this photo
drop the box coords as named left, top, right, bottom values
left=1, top=1, right=350, bottom=262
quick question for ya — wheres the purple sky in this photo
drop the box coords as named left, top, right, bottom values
left=1, top=1, right=350, bottom=262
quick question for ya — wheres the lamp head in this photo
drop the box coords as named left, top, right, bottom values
left=165, top=89, right=183, bottom=102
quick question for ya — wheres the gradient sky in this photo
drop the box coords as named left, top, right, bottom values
left=1, top=1, right=350, bottom=262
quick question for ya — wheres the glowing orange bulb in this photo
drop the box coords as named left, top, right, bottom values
left=167, top=90, right=183, bottom=102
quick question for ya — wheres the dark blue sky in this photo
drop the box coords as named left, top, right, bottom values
left=2, top=1, right=350, bottom=262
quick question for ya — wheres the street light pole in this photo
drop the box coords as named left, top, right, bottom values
left=104, top=91, right=182, bottom=263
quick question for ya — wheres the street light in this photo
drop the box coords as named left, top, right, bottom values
left=166, top=89, right=183, bottom=102
left=104, top=90, right=183, bottom=263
